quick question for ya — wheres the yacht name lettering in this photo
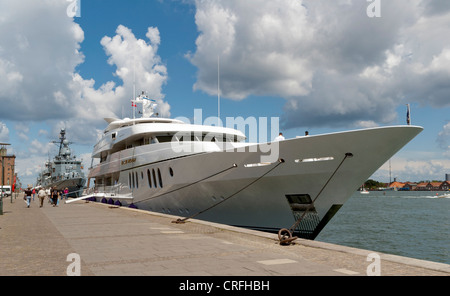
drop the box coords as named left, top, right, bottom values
left=121, top=158, right=136, bottom=165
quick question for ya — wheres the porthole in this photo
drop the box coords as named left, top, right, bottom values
left=169, top=167, right=174, bottom=177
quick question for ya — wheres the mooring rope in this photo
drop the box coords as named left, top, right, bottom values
left=173, top=158, right=285, bottom=224
left=278, top=152, right=353, bottom=245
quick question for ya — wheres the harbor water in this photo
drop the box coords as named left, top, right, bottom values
left=316, top=191, right=450, bottom=264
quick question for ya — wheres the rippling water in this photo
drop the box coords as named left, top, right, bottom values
left=316, top=191, right=450, bottom=264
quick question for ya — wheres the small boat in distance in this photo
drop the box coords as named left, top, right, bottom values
left=360, top=186, right=370, bottom=194
left=71, top=92, right=423, bottom=240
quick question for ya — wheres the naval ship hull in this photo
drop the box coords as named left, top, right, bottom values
left=85, top=125, right=422, bottom=239
left=47, top=178, right=86, bottom=197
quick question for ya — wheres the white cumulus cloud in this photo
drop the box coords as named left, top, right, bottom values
left=0, top=0, right=170, bottom=145
left=0, top=0, right=171, bottom=182
left=188, top=0, right=450, bottom=128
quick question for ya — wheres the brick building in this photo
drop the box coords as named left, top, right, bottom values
left=0, top=146, right=16, bottom=189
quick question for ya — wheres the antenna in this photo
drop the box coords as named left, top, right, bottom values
left=133, top=56, right=136, bottom=120
left=217, top=55, right=220, bottom=126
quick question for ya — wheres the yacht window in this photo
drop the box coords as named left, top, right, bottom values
left=147, top=169, right=152, bottom=188
left=128, top=173, right=131, bottom=188
left=152, top=169, right=157, bottom=188
left=135, top=172, right=139, bottom=188
left=176, top=134, right=198, bottom=142
left=155, top=136, right=172, bottom=143
left=112, top=132, right=116, bottom=140
left=169, top=167, right=174, bottom=177
left=157, top=168, right=163, bottom=188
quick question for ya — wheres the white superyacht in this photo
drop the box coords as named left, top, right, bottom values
left=77, top=92, right=422, bottom=241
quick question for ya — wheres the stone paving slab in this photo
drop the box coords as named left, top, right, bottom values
left=1, top=195, right=449, bottom=277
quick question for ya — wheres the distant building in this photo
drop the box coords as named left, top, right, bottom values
left=415, top=182, right=429, bottom=191
left=414, top=181, right=449, bottom=191
left=440, top=181, right=450, bottom=191
left=384, top=179, right=449, bottom=191
left=402, top=182, right=417, bottom=191
left=0, top=146, right=16, bottom=189
left=389, top=181, right=405, bottom=190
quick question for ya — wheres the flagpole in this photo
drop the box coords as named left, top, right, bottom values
left=133, top=55, right=136, bottom=121
left=217, top=55, right=220, bottom=126
left=406, top=104, right=411, bottom=125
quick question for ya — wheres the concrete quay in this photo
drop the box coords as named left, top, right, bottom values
left=1, top=194, right=449, bottom=276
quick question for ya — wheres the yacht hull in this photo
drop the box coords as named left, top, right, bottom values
left=87, top=125, right=422, bottom=239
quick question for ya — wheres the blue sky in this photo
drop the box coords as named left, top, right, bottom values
left=0, top=0, right=449, bottom=188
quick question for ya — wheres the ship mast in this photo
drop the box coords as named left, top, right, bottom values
left=52, top=129, right=66, bottom=159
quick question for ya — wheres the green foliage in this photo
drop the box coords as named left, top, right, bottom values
left=364, top=179, right=386, bottom=190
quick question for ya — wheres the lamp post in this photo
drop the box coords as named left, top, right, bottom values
left=0, top=142, right=11, bottom=215
left=11, top=164, right=15, bottom=203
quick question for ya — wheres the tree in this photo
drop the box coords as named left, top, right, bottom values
left=364, top=179, right=385, bottom=190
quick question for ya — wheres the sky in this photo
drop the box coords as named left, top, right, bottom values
left=0, top=0, right=449, bottom=188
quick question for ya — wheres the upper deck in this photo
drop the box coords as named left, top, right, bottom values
left=92, top=117, right=247, bottom=159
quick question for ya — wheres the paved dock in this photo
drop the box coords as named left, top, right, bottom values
left=1, top=194, right=449, bottom=277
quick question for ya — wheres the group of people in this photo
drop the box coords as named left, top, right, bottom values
left=23, top=186, right=69, bottom=208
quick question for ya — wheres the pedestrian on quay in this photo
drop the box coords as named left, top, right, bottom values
left=37, top=186, right=47, bottom=208
left=57, top=189, right=63, bottom=205
left=64, top=187, right=69, bottom=200
left=46, top=187, right=51, bottom=203
left=24, top=186, right=33, bottom=208
left=50, top=186, right=58, bottom=207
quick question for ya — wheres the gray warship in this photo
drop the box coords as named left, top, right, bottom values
left=36, top=128, right=86, bottom=197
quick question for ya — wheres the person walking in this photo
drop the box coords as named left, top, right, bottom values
left=24, top=187, right=32, bottom=208
left=50, top=186, right=58, bottom=207
left=37, top=187, right=47, bottom=208
left=64, top=187, right=69, bottom=200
